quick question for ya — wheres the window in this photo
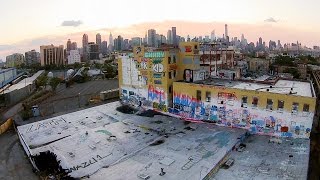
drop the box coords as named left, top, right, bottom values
left=278, top=100, right=284, bottom=111
left=206, top=91, right=211, bottom=102
left=168, top=56, right=171, bottom=64
left=303, top=104, right=309, bottom=112
left=173, top=70, right=176, bottom=78
left=292, top=102, right=299, bottom=113
left=169, top=72, right=172, bottom=79
left=194, top=45, right=198, bottom=49
left=252, top=97, right=258, bottom=107
left=241, top=96, right=248, bottom=107
left=266, top=99, right=273, bottom=110
left=173, top=56, right=176, bottom=63
left=129, top=91, right=134, bottom=96
left=169, top=85, right=173, bottom=93
left=196, top=90, right=201, bottom=101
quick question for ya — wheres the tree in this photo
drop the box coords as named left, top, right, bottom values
left=284, top=68, right=300, bottom=79
left=49, top=77, right=62, bottom=91
left=36, top=74, right=48, bottom=89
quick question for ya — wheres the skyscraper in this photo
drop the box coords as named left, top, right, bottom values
left=71, top=42, right=77, bottom=50
left=167, top=30, right=172, bottom=44
left=225, top=24, right=228, bottom=39
left=147, top=29, right=156, bottom=47
left=172, top=27, right=177, bottom=46
left=109, top=33, right=113, bottom=46
left=108, top=32, right=113, bottom=51
left=66, top=39, right=72, bottom=52
left=101, top=41, right=108, bottom=54
left=114, top=35, right=123, bottom=51
left=96, top=33, right=102, bottom=53
left=40, top=45, right=65, bottom=66
left=82, top=34, right=89, bottom=61
left=211, top=30, right=215, bottom=41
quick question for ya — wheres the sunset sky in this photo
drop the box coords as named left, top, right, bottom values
left=1, top=0, right=320, bottom=61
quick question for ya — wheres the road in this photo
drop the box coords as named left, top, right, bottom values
left=0, top=129, right=38, bottom=180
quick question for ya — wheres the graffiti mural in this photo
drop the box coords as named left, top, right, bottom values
left=173, top=91, right=313, bottom=138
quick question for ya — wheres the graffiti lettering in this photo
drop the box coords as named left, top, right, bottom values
left=68, top=154, right=111, bottom=173
left=26, top=118, right=67, bottom=133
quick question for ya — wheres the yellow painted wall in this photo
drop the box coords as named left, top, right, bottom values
left=173, top=82, right=316, bottom=113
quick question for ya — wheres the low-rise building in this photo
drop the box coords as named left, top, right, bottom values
left=67, top=50, right=81, bottom=64
left=118, top=42, right=316, bottom=139
left=6, top=53, right=25, bottom=68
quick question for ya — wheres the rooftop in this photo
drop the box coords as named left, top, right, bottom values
left=17, top=102, right=311, bottom=179
left=4, top=70, right=44, bottom=93
left=17, top=102, right=247, bottom=179
left=214, top=135, right=309, bottom=180
left=190, top=77, right=315, bottom=98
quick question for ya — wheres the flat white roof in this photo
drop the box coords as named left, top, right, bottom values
left=4, top=70, right=44, bottom=93
left=17, top=102, right=247, bottom=179
left=232, top=80, right=313, bottom=97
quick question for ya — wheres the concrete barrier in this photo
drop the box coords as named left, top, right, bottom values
left=0, top=118, right=13, bottom=135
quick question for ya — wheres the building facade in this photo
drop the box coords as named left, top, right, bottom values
left=40, top=45, right=65, bottom=66
left=82, top=34, right=89, bottom=61
left=25, top=50, right=40, bottom=65
left=118, top=42, right=316, bottom=139
left=6, top=53, right=25, bottom=67
left=67, top=50, right=81, bottom=64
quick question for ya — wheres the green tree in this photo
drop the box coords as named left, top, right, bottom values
left=49, top=77, right=62, bottom=91
left=283, top=68, right=300, bottom=79
left=36, top=74, right=48, bottom=89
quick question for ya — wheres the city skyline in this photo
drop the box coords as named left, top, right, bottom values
left=1, top=0, right=320, bottom=60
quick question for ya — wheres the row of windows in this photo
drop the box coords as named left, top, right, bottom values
left=196, top=90, right=310, bottom=113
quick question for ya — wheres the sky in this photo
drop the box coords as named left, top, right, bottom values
left=1, top=0, right=320, bottom=61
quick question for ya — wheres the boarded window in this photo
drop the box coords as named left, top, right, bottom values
left=292, top=102, right=299, bottom=113
left=242, top=96, right=248, bottom=104
left=303, top=104, right=309, bottom=112
left=266, top=99, right=273, bottom=110
left=252, top=97, right=258, bottom=107
left=196, top=90, right=201, bottom=101
left=278, top=100, right=284, bottom=110
left=206, top=91, right=211, bottom=102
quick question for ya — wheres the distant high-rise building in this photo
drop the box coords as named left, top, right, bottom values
left=225, top=24, right=228, bottom=39
left=6, top=53, right=25, bottom=68
left=131, top=37, right=141, bottom=46
left=40, top=45, right=64, bottom=66
left=147, top=29, right=156, bottom=47
left=101, top=41, right=108, bottom=54
left=109, top=32, right=113, bottom=46
left=71, top=42, right=77, bottom=50
left=96, top=33, right=102, bottom=53
left=25, top=50, right=40, bottom=65
left=82, top=34, right=89, bottom=61
left=66, top=39, right=72, bottom=52
left=67, top=50, right=81, bottom=64
left=88, top=42, right=99, bottom=60
left=114, top=35, right=123, bottom=51
left=172, top=27, right=177, bottom=46
left=167, top=30, right=172, bottom=44
left=211, top=30, right=215, bottom=41
left=259, top=37, right=263, bottom=46
left=187, top=35, right=190, bottom=42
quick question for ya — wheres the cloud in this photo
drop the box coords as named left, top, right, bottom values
left=264, top=17, right=278, bottom=23
left=61, top=20, right=83, bottom=27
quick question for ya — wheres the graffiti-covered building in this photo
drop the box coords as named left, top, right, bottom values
left=118, top=42, right=316, bottom=138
